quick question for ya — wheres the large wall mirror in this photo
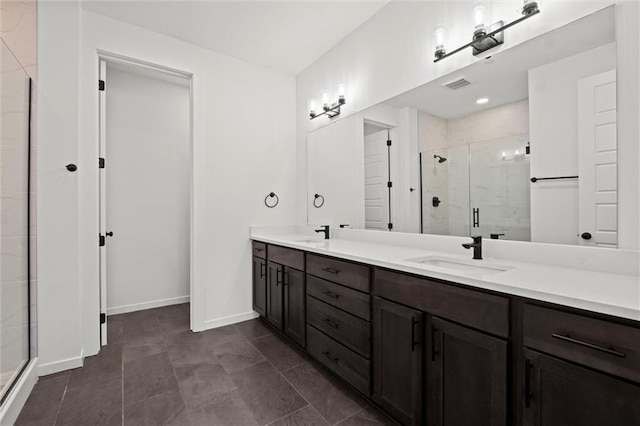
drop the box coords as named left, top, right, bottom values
left=307, top=6, right=625, bottom=248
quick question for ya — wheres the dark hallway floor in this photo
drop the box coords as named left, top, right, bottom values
left=15, top=304, right=393, bottom=425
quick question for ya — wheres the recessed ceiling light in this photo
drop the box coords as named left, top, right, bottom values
left=476, top=97, right=489, bottom=104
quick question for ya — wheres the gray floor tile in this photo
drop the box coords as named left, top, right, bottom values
left=124, top=352, right=180, bottom=404
left=174, top=362, right=237, bottom=404
left=282, top=363, right=364, bottom=425
left=234, top=319, right=273, bottom=340
left=214, top=336, right=266, bottom=373
left=122, top=309, right=160, bottom=342
left=251, top=334, right=306, bottom=372
left=200, top=323, right=243, bottom=345
left=164, top=330, right=218, bottom=368
left=230, top=361, right=307, bottom=425
left=14, top=375, right=68, bottom=426
left=337, top=406, right=397, bottom=426
left=186, top=389, right=258, bottom=426
left=107, top=315, right=124, bottom=344
left=56, top=377, right=122, bottom=426
left=67, top=343, right=122, bottom=390
left=156, top=304, right=191, bottom=334
left=123, top=331, right=166, bottom=363
left=269, top=405, right=329, bottom=426
left=124, top=389, right=190, bottom=426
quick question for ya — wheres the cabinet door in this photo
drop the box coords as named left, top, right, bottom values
left=283, top=266, right=305, bottom=347
left=428, top=317, right=507, bottom=426
left=266, top=261, right=283, bottom=330
left=373, top=297, right=423, bottom=426
left=252, top=256, right=267, bottom=316
left=524, top=349, right=640, bottom=426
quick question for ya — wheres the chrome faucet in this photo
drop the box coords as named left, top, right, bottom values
left=462, top=236, right=482, bottom=260
left=315, top=225, right=330, bottom=240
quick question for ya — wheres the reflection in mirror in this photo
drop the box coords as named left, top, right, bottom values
left=307, top=6, right=622, bottom=247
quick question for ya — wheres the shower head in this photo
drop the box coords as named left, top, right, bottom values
left=434, top=154, right=447, bottom=163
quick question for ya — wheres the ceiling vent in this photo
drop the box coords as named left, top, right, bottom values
left=442, top=77, right=471, bottom=90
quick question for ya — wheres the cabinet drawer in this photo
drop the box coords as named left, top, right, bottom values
left=307, top=325, right=370, bottom=396
left=307, top=275, right=370, bottom=321
left=524, top=304, right=640, bottom=383
left=307, top=254, right=370, bottom=293
left=375, top=269, right=509, bottom=338
left=307, top=296, right=371, bottom=358
left=268, top=245, right=304, bottom=270
left=252, top=241, right=267, bottom=259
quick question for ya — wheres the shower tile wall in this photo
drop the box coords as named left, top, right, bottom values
left=419, top=100, right=530, bottom=240
left=0, top=0, right=36, bottom=398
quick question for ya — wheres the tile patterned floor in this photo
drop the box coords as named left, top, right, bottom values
left=16, top=304, right=395, bottom=425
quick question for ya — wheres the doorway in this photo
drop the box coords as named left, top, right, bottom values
left=98, top=56, right=192, bottom=345
left=363, top=121, right=396, bottom=231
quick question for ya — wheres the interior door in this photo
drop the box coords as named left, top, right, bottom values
left=98, top=59, right=108, bottom=345
left=577, top=70, right=617, bottom=247
left=364, top=129, right=390, bottom=230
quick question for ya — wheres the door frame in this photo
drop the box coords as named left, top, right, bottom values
left=96, top=51, right=195, bottom=345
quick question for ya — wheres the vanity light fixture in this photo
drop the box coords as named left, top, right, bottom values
left=309, top=84, right=347, bottom=120
left=433, top=0, right=540, bottom=63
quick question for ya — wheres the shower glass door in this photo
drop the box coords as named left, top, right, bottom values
left=0, top=39, right=32, bottom=403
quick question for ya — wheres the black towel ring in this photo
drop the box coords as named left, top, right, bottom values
left=313, top=193, right=325, bottom=208
left=264, top=192, right=279, bottom=208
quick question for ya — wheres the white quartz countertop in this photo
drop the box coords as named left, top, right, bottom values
left=251, top=229, right=640, bottom=322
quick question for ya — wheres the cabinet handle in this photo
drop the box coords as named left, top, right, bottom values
left=321, top=290, right=340, bottom=299
left=323, top=318, right=340, bottom=329
left=283, top=271, right=289, bottom=286
left=411, top=317, right=420, bottom=352
left=276, top=269, right=282, bottom=287
left=260, top=262, right=266, bottom=279
left=525, top=359, right=533, bottom=408
left=321, top=267, right=340, bottom=274
left=551, top=333, right=626, bottom=358
left=431, top=326, right=440, bottom=359
left=321, top=351, right=339, bottom=364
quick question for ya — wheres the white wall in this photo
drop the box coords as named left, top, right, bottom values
left=105, top=65, right=190, bottom=314
left=38, top=7, right=298, bottom=370
left=296, top=1, right=639, bottom=250
left=529, top=43, right=616, bottom=245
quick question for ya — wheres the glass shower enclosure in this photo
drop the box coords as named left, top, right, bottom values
left=0, top=39, right=32, bottom=403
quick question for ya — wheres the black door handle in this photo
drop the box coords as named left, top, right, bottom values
left=581, top=232, right=592, bottom=240
left=106, top=231, right=114, bottom=237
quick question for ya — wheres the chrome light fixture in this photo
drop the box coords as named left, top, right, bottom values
left=433, top=0, right=540, bottom=63
left=309, top=83, right=346, bottom=120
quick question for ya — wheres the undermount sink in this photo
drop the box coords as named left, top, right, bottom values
left=405, top=255, right=512, bottom=276
left=293, top=238, right=326, bottom=244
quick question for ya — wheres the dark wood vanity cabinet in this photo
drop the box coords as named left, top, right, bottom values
left=428, top=317, right=507, bottom=426
left=266, top=260, right=284, bottom=329
left=372, top=296, right=423, bottom=426
left=283, top=266, right=305, bottom=347
left=251, top=241, right=267, bottom=316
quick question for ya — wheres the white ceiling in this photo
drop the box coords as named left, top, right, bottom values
left=81, top=0, right=389, bottom=75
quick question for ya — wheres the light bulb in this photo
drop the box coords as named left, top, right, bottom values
left=434, top=25, right=447, bottom=59
left=337, top=83, right=346, bottom=104
left=308, top=98, right=317, bottom=118
left=321, top=91, right=330, bottom=110
left=473, top=4, right=486, bottom=28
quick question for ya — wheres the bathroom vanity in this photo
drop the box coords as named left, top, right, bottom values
left=250, top=230, right=640, bottom=426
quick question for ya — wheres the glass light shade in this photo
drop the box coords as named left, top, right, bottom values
left=321, top=91, right=330, bottom=108
left=337, top=83, right=346, bottom=99
left=434, top=26, right=446, bottom=48
left=308, top=98, right=317, bottom=114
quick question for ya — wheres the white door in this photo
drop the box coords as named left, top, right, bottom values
left=98, top=59, right=108, bottom=345
left=364, top=129, right=390, bottom=230
left=577, top=70, right=617, bottom=247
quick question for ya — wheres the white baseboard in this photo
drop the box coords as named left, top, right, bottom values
left=201, top=310, right=259, bottom=331
left=38, top=351, right=84, bottom=377
left=107, top=295, right=190, bottom=316
left=0, top=358, right=38, bottom=426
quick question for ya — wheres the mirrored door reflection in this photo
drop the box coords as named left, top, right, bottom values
left=0, top=39, right=31, bottom=403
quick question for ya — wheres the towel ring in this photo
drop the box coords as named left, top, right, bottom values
left=264, top=192, right=279, bottom=208
left=313, top=193, right=325, bottom=208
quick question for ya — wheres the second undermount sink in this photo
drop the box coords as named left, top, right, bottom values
left=405, top=255, right=513, bottom=276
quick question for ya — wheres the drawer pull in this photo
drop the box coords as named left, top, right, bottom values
left=321, top=267, right=340, bottom=274
left=323, top=318, right=340, bottom=329
left=321, top=290, right=340, bottom=299
left=551, top=333, right=626, bottom=358
left=321, top=351, right=339, bottom=364
left=260, top=262, right=266, bottom=279
left=276, top=269, right=282, bottom=287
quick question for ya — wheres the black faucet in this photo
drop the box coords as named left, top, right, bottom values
left=462, top=236, right=482, bottom=260
left=315, top=225, right=330, bottom=240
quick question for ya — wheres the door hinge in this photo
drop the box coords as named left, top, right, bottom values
left=100, top=313, right=106, bottom=324
left=387, top=181, right=393, bottom=188
left=387, top=139, right=392, bottom=146
left=99, top=80, right=105, bottom=91
left=99, top=157, right=105, bottom=169
left=99, top=234, right=105, bottom=247
left=388, top=222, right=393, bottom=230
